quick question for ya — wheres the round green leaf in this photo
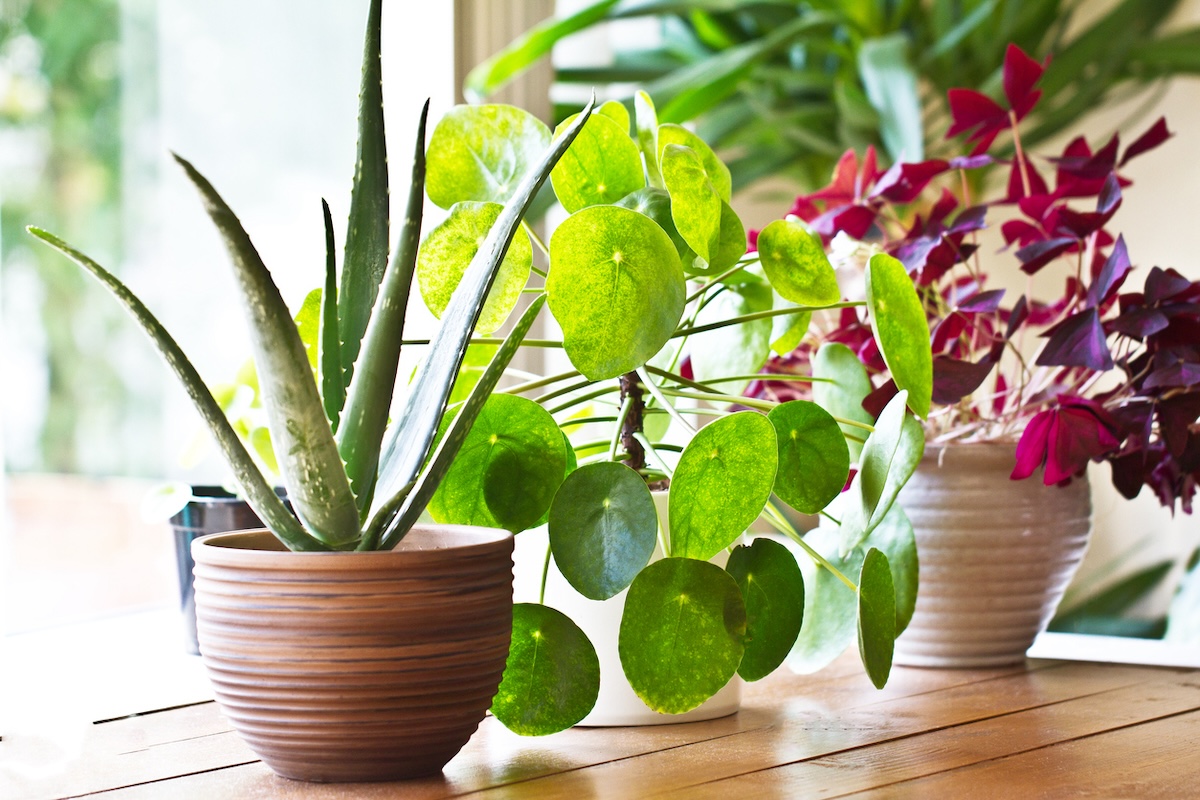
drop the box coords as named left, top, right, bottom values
left=661, top=144, right=721, bottom=263
left=757, top=219, right=842, bottom=307
left=866, top=502, right=919, bottom=635
left=417, top=201, right=531, bottom=334
left=549, top=462, right=658, bottom=600
left=669, top=412, right=778, bottom=560
left=619, top=558, right=746, bottom=714
left=812, top=342, right=874, bottom=462
left=597, top=99, right=631, bottom=133
left=429, top=394, right=566, bottom=532
left=491, top=603, right=600, bottom=736
left=838, top=391, right=925, bottom=552
left=533, top=430, right=579, bottom=528
left=425, top=104, right=551, bottom=208
left=726, top=538, right=805, bottom=681
left=688, top=280, right=772, bottom=398
left=857, top=547, right=896, bottom=689
left=615, top=187, right=691, bottom=261
left=770, top=304, right=811, bottom=356
left=768, top=400, right=850, bottom=514
left=547, top=205, right=685, bottom=381
left=551, top=112, right=645, bottom=213
left=788, top=525, right=859, bottom=674
left=658, top=123, right=731, bottom=202
left=866, top=252, right=932, bottom=418
left=706, top=201, right=747, bottom=274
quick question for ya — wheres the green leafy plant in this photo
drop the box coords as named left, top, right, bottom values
left=416, top=89, right=932, bottom=734
left=27, top=0, right=595, bottom=556
left=468, top=0, right=1200, bottom=191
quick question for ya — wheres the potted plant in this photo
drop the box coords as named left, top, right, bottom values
left=749, top=43, right=1200, bottom=667
left=27, top=0, right=603, bottom=782
left=411, top=88, right=932, bottom=732
left=466, top=0, right=1200, bottom=191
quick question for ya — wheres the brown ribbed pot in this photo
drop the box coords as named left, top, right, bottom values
left=192, top=525, right=514, bottom=782
left=894, top=442, right=1092, bottom=668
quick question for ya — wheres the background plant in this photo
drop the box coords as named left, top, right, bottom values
left=748, top=44, right=1200, bottom=514
left=469, top=0, right=1200, bottom=192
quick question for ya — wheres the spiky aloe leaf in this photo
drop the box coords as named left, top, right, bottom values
left=27, top=227, right=327, bottom=552
left=174, top=155, right=360, bottom=548
left=370, top=98, right=597, bottom=511
left=338, top=0, right=389, bottom=395
left=337, top=100, right=428, bottom=513
left=319, top=200, right=343, bottom=430
left=375, top=295, right=547, bottom=549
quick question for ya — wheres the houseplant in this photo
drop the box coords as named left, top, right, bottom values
left=27, top=0, right=601, bottom=781
left=749, top=43, right=1200, bottom=666
left=414, top=89, right=932, bottom=732
left=467, top=0, right=1200, bottom=191
left=34, top=3, right=935, bottom=759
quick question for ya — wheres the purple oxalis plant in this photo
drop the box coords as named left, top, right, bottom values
left=748, top=44, right=1200, bottom=514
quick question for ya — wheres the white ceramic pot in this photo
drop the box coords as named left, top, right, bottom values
left=515, top=492, right=741, bottom=726
left=893, top=442, right=1092, bottom=668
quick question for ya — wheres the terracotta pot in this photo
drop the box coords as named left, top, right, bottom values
left=894, top=442, right=1092, bottom=668
left=535, top=491, right=741, bottom=725
left=192, top=525, right=513, bottom=782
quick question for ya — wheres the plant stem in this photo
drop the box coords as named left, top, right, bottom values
left=533, top=377, right=597, bottom=405
left=540, top=543, right=552, bottom=605
left=501, top=369, right=581, bottom=396
left=637, top=368, right=696, bottom=434
left=762, top=502, right=857, bottom=593
left=619, top=371, right=648, bottom=473
left=401, top=337, right=564, bottom=348
left=656, top=386, right=778, bottom=411
left=671, top=303, right=860, bottom=338
left=522, top=219, right=550, bottom=258
left=684, top=259, right=756, bottom=304
left=610, top=394, right=634, bottom=462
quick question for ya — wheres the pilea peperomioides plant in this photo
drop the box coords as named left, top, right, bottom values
left=416, top=91, right=932, bottom=734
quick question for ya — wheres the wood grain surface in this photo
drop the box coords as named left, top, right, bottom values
left=6, top=654, right=1199, bottom=799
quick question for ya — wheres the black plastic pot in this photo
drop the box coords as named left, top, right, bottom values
left=170, top=486, right=278, bottom=654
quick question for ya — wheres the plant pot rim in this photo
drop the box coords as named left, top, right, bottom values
left=193, top=525, right=513, bottom=568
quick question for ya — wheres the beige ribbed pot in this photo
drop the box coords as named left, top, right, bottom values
left=192, top=525, right=513, bottom=782
left=894, top=442, right=1092, bottom=668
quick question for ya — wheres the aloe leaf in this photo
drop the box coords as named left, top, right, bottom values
left=371, top=101, right=596, bottom=513
left=338, top=0, right=389, bottom=393
left=337, top=100, right=428, bottom=512
left=319, top=200, right=344, bottom=430
left=174, top=155, right=361, bottom=548
left=27, top=227, right=327, bottom=552
left=376, top=295, right=548, bottom=549
left=463, top=0, right=622, bottom=101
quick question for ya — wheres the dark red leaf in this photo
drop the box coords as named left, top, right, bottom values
left=950, top=154, right=993, bottom=170
left=1005, top=295, right=1029, bottom=340
left=1107, top=307, right=1169, bottom=339
left=1012, top=408, right=1054, bottom=480
left=949, top=205, right=988, bottom=234
left=1037, top=307, right=1114, bottom=371
left=810, top=203, right=877, bottom=241
left=1097, top=173, right=1122, bottom=214
left=1002, top=43, right=1046, bottom=119
left=1086, top=235, right=1131, bottom=309
left=1002, top=219, right=1043, bottom=248
left=1109, top=449, right=1148, bottom=499
left=1017, top=236, right=1076, bottom=274
left=1006, top=156, right=1049, bottom=201
left=1158, top=393, right=1200, bottom=457
left=1120, top=117, right=1172, bottom=167
left=1144, top=363, right=1200, bottom=391
left=946, top=88, right=1007, bottom=154
left=1044, top=400, right=1121, bottom=484
left=932, top=355, right=996, bottom=404
left=1146, top=267, right=1195, bottom=304
left=958, top=288, right=1006, bottom=313
left=862, top=379, right=899, bottom=419
left=871, top=159, right=950, bottom=203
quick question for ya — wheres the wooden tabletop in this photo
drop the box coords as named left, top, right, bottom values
left=6, top=646, right=1200, bottom=799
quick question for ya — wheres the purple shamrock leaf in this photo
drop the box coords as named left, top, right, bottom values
left=1037, top=307, right=1114, bottom=371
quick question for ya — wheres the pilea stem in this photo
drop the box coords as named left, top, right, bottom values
left=619, top=371, right=648, bottom=474
left=762, top=502, right=857, bottom=593
left=539, top=542, right=552, bottom=605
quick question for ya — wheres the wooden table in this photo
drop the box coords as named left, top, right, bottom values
left=7, top=640, right=1200, bottom=799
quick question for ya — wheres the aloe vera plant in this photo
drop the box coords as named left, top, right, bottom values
left=27, top=0, right=595, bottom=555
left=415, top=90, right=932, bottom=734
